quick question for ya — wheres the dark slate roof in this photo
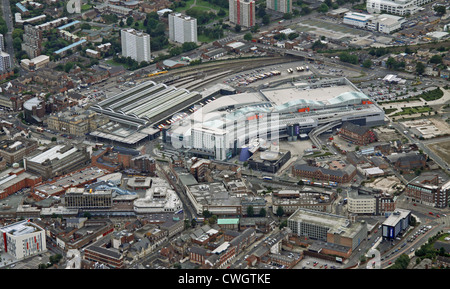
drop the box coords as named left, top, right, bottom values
left=341, top=122, right=371, bottom=136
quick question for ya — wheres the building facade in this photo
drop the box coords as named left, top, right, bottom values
left=64, top=187, right=113, bottom=209
left=339, top=122, right=377, bottom=146
left=121, top=28, right=151, bottom=63
left=405, top=174, right=450, bottom=208
left=0, top=220, right=47, bottom=260
left=266, top=0, right=292, bottom=13
left=229, top=0, right=255, bottom=28
left=366, top=0, right=433, bottom=15
left=24, top=144, right=90, bottom=180
left=168, top=13, right=198, bottom=44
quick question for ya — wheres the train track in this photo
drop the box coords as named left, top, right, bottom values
left=138, top=55, right=298, bottom=89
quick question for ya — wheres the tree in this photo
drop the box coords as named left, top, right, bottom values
left=262, top=14, right=270, bottom=25
left=276, top=206, right=284, bottom=217
left=218, top=9, right=226, bottom=17
left=234, top=24, right=241, bottom=32
left=415, top=62, right=425, bottom=75
left=283, top=13, right=292, bottom=20
left=318, top=3, right=329, bottom=13
left=259, top=208, right=267, bottom=217
left=362, top=59, right=372, bottom=68
left=247, top=205, right=254, bottom=217
left=64, top=62, right=74, bottom=73
left=429, top=55, right=443, bottom=64
left=434, top=5, right=446, bottom=15
left=126, top=16, right=134, bottom=26
left=244, top=32, right=253, bottom=41
left=202, top=210, right=213, bottom=218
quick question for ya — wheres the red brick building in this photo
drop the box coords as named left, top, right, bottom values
left=339, top=122, right=377, bottom=145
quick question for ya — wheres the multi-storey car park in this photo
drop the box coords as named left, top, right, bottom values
left=163, top=77, right=385, bottom=161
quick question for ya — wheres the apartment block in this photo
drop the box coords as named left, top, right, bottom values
left=168, top=13, right=198, bottom=43
left=229, top=0, right=255, bottom=28
left=121, top=28, right=151, bottom=63
left=266, top=0, right=292, bottom=13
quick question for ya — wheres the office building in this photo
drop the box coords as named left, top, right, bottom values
left=0, top=137, right=39, bottom=165
left=405, top=173, right=450, bottom=208
left=121, top=28, right=151, bottom=63
left=64, top=187, right=113, bottom=209
left=287, top=208, right=367, bottom=252
left=168, top=13, right=198, bottom=44
left=343, top=12, right=404, bottom=34
left=47, top=109, right=109, bottom=136
left=20, top=55, right=50, bottom=71
left=0, top=220, right=47, bottom=261
left=229, top=0, right=255, bottom=28
left=24, top=144, right=90, bottom=180
left=381, top=209, right=411, bottom=239
left=266, top=0, right=292, bottom=13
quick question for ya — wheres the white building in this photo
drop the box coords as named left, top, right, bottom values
left=366, top=0, right=433, bottom=15
left=121, top=28, right=151, bottom=63
left=343, top=12, right=404, bottom=34
left=266, top=0, right=292, bottom=13
left=168, top=13, right=198, bottom=44
left=0, top=220, right=47, bottom=261
left=343, top=12, right=374, bottom=28
left=0, top=34, right=4, bottom=51
left=0, top=51, right=11, bottom=72
left=133, top=178, right=183, bottom=214
left=229, top=0, right=255, bottom=28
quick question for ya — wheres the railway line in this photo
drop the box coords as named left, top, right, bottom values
left=137, top=55, right=299, bottom=89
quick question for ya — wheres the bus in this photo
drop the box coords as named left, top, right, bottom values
left=262, top=176, right=273, bottom=180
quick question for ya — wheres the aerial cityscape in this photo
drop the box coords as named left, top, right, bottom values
left=0, top=0, right=448, bottom=274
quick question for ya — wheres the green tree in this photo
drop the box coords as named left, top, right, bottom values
left=202, top=210, right=213, bottom=218
left=244, top=32, right=253, bottom=41
left=434, top=5, right=446, bottom=15
left=276, top=206, right=284, bottom=217
left=318, top=3, right=329, bottom=13
left=234, top=24, right=241, bottom=32
left=429, top=55, right=443, bottom=64
left=259, top=208, right=267, bottom=217
left=362, top=59, right=372, bottom=68
left=64, top=62, right=74, bottom=73
left=262, top=14, right=270, bottom=25
left=247, top=205, right=254, bottom=217
left=126, top=16, right=134, bottom=26
left=416, top=62, right=425, bottom=75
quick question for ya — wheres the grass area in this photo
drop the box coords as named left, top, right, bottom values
left=81, top=4, right=93, bottom=12
left=418, top=88, right=444, bottom=102
left=383, top=108, right=398, bottom=115
left=198, top=34, right=217, bottom=43
left=392, top=106, right=432, bottom=116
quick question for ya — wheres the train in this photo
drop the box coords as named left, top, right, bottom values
left=147, top=70, right=168, bottom=78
